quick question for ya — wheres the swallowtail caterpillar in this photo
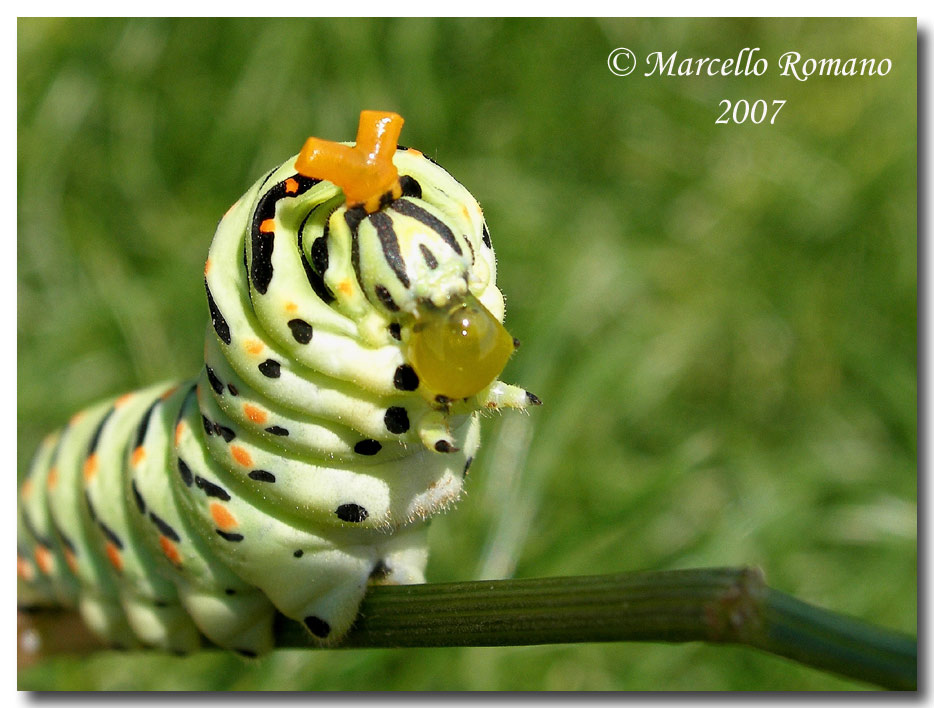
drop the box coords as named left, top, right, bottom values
left=18, top=110, right=540, bottom=655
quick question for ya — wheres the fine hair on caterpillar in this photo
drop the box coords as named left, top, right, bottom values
left=18, top=110, right=541, bottom=655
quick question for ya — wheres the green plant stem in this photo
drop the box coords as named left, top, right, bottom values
left=757, top=588, right=917, bottom=692
left=20, top=567, right=916, bottom=690
left=275, top=567, right=916, bottom=690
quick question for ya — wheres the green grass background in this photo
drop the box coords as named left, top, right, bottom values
left=17, top=17, right=916, bottom=690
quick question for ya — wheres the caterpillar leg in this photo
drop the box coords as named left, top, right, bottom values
left=178, top=480, right=384, bottom=645
left=415, top=409, right=461, bottom=453
left=368, top=524, right=429, bottom=586
left=177, top=587, right=275, bottom=656
left=477, top=381, right=542, bottom=412
left=77, top=593, right=141, bottom=650
left=273, top=548, right=374, bottom=645
left=119, top=594, right=202, bottom=653
left=288, top=522, right=428, bottom=641
left=268, top=530, right=431, bottom=644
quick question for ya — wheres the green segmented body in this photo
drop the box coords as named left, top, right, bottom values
left=18, top=140, right=538, bottom=655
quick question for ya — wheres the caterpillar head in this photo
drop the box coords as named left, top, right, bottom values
left=296, top=110, right=515, bottom=401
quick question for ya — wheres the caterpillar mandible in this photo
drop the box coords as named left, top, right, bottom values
left=17, top=110, right=540, bottom=656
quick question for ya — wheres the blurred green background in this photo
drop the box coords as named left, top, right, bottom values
left=17, top=17, right=916, bottom=690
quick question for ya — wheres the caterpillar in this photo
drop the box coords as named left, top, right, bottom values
left=17, top=110, right=540, bottom=656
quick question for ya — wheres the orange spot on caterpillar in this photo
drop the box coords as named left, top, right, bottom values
left=245, top=339, right=264, bottom=355
left=175, top=421, right=186, bottom=446
left=21, top=479, right=33, bottom=499
left=260, top=218, right=276, bottom=234
left=83, top=454, right=99, bottom=482
left=17, top=555, right=34, bottom=581
left=295, top=111, right=404, bottom=213
left=69, top=410, right=86, bottom=425
left=230, top=445, right=252, bottom=467
left=210, top=502, right=238, bottom=530
left=64, top=549, right=78, bottom=574
left=35, top=546, right=52, bottom=575
left=285, top=177, right=299, bottom=194
left=161, top=385, right=179, bottom=401
left=243, top=404, right=267, bottom=424
left=159, top=536, right=182, bottom=567
left=105, top=542, right=123, bottom=572
left=114, top=392, right=134, bottom=409
left=285, top=301, right=298, bottom=313
left=204, top=258, right=212, bottom=275
left=131, top=446, right=146, bottom=467
left=47, top=467, right=58, bottom=490
left=338, top=280, right=352, bottom=295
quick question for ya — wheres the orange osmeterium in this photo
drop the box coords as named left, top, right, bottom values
left=294, top=110, right=404, bottom=214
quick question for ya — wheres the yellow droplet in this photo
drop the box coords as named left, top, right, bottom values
left=407, top=296, right=514, bottom=399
